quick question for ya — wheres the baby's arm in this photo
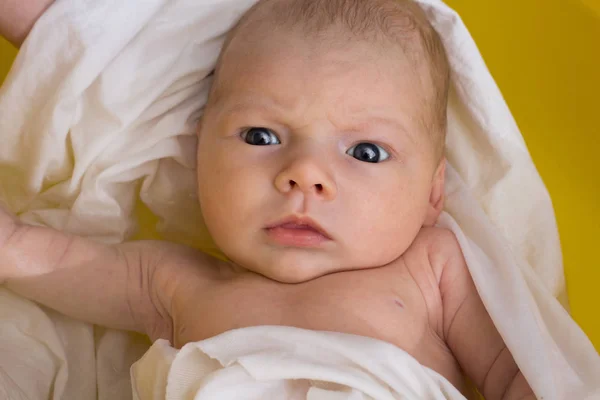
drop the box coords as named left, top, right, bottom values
left=430, top=229, right=535, bottom=400
left=0, top=204, right=178, bottom=340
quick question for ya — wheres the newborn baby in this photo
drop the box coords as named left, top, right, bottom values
left=0, top=0, right=535, bottom=398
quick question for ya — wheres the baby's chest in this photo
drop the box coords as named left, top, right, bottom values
left=181, top=260, right=442, bottom=355
left=281, top=262, right=439, bottom=351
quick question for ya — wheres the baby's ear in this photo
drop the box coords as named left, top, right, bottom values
left=424, top=158, right=446, bottom=226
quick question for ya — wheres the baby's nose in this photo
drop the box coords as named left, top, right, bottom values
left=274, top=158, right=337, bottom=201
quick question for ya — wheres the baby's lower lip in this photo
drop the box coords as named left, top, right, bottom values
left=265, top=224, right=331, bottom=247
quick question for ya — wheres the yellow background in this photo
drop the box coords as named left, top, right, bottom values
left=1, top=0, right=599, bottom=351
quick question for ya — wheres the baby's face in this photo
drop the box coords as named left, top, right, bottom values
left=197, top=30, right=444, bottom=283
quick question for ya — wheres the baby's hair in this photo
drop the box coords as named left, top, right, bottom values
left=210, top=0, right=450, bottom=160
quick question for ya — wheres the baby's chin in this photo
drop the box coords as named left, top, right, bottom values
left=239, top=252, right=380, bottom=284
left=258, top=266, right=329, bottom=284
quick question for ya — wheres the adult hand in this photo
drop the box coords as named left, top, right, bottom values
left=0, top=0, right=55, bottom=47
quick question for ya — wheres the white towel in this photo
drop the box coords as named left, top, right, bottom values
left=130, top=326, right=466, bottom=400
left=0, top=0, right=599, bottom=399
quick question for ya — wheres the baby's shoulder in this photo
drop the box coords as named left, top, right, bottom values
left=403, top=227, right=465, bottom=283
left=393, top=227, right=465, bottom=340
left=135, top=241, right=231, bottom=304
left=409, top=227, right=462, bottom=259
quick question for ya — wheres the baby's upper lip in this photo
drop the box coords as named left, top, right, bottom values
left=265, top=215, right=332, bottom=239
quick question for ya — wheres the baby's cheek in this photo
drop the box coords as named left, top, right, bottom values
left=365, top=196, right=424, bottom=260
left=201, top=176, right=263, bottom=247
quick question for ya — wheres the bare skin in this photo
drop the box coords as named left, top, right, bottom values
left=0, top=216, right=534, bottom=400
left=0, top=1, right=535, bottom=398
left=164, top=229, right=477, bottom=394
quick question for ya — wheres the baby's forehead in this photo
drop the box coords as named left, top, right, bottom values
left=215, top=44, right=423, bottom=113
left=212, top=31, right=432, bottom=121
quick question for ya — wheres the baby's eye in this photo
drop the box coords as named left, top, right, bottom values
left=346, top=143, right=390, bottom=163
left=241, top=127, right=281, bottom=146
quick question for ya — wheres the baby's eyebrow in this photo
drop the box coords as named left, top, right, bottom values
left=352, top=116, right=407, bottom=134
left=215, top=95, right=416, bottom=144
left=220, top=101, right=274, bottom=116
left=343, top=115, right=416, bottom=144
left=216, top=92, right=288, bottom=117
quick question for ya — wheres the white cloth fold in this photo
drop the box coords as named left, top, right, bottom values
left=130, top=326, right=467, bottom=400
left=0, top=0, right=599, bottom=399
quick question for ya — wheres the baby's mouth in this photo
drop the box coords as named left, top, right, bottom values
left=264, top=216, right=332, bottom=247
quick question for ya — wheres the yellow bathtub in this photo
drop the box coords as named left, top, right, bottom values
left=1, top=0, right=599, bottom=352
